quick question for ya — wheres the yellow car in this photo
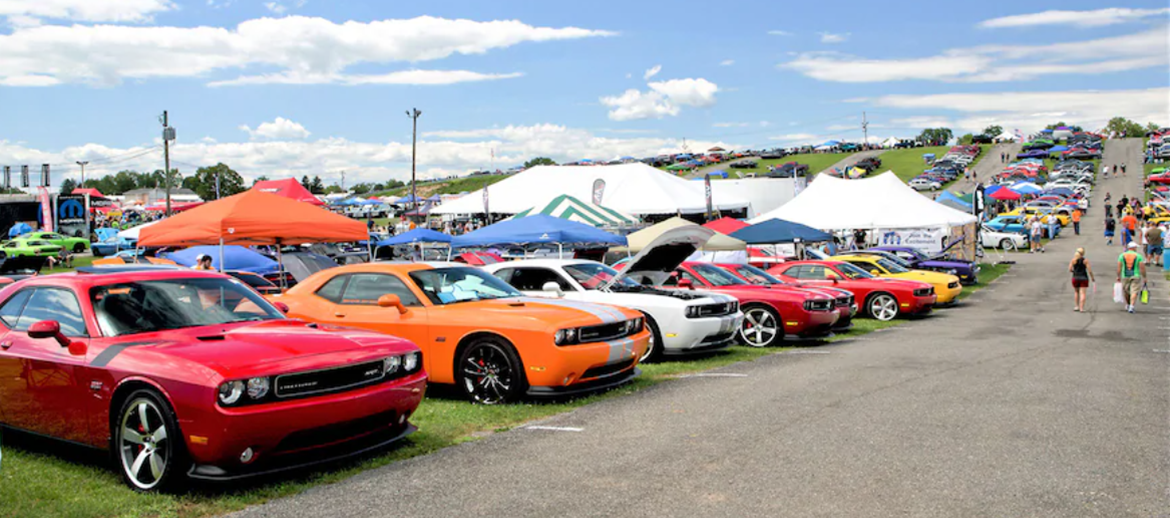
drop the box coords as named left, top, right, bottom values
left=1145, top=205, right=1170, bottom=224
left=998, top=207, right=1070, bottom=226
left=831, top=254, right=962, bottom=305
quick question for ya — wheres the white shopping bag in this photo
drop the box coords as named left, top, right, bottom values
left=1113, top=282, right=1124, bottom=304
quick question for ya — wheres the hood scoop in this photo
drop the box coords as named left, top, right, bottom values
left=196, top=335, right=226, bottom=341
left=508, top=301, right=526, bottom=307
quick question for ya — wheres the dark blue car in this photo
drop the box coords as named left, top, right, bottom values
left=866, top=247, right=980, bottom=285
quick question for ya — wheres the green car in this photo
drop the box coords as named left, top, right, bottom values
left=15, top=231, right=90, bottom=253
left=1, top=239, right=62, bottom=258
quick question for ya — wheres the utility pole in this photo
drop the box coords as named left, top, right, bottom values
left=215, top=168, right=221, bottom=199
left=340, top=170, right=346, bottom=191
left=75, top=161, right=88, bottom=187
left=862, top=111, right=869, bottom=148
left=406, top=108, right=421, bottom=222
left=160, top=111, right=175, bottom=216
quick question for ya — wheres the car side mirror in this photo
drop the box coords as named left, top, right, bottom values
left=28, top=320, right=70, bottom=348
left=870, top=270, right=881, bottom=276
left=541, top=281, right=564, bottom=298
left=377, top=294, right=409, bottom=314
left=272, top=301, right=290, bottom=314
left=678, top=278, right=694, bottom=289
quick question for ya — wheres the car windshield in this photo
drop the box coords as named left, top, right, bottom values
left=875, top=257, right=909, bottom=273
left=90, top=277, right=284, bottom=337
left=409, top=267, right=521, bottom=305
left=729, top=264, right=783, bottom=285
left=564, top=263, right=639, bottom=290
left=690, top=263, right=748, bottom=286
left=835, top=262, right=874, bottom=279
left=871, top=252, right=913, bottom=269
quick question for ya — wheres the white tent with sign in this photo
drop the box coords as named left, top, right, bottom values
left=750, top=172, right=977, bottom=229
left=429, top=163, right=749, bottom=217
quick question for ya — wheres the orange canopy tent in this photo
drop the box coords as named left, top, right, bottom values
left=139, top=189, right=366, bottom=247
left=250, top=178, right=325, bottom=206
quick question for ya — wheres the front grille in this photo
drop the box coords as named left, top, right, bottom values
left=696, top=301, right=738, bottom=318
left=581, top=358, right=636, bottom=380
left=275, top=360, right=386, bottom=398
left=913, top=287, right=934, bottom=297
left=803, top=299, right=833, bottom=311
left=273, top=411, right=397, bottom=454
left=579, top=321, right=631, bottom=343
left=947, top=281, right=960, bottom=289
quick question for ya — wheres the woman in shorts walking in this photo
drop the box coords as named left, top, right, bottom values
left=1069, top=247, right=1094, bottom=312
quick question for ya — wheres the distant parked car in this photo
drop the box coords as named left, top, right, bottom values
left=729, top=160, right=758, bottom=169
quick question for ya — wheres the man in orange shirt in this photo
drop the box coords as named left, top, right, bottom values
left=1071, top=208, right=1082, bottom=235
left=1120, top=211, right=1138, bottom=247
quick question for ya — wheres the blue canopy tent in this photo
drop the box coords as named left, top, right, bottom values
left=7, top=222, right=31, bottom=239
left=983, top=185, right=1004, bottom=196
left=1045, top=187, right=1075, bottom=196
left=334, top=197, right=367, bottom=206
left=1010, top=182, right=1043, bottom=195
left=377, top=228, right=452, bottom=247
left=394, top=194, right=425, bottom=205
left=936, top=191, right=973, bottom=212
left=451, top=214, right=626, bottom=256
left=426, top=195, right=441, bottom=202
left=728, top=218, right=832, bottom=245
left=165, top=245, right=278, bottom=274
left=691, top=170, right=729, bottom=179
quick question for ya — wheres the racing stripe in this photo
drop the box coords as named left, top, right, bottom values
left=516, top=297, right=621, bottom=324
left=90, top=340, right=158, bottom=367
left=605, top=337, right=635, bottom=363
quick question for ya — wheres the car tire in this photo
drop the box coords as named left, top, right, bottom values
left=457, top=338, right=527, bottom=404
left=998, top=238, right=1014, bottom=251
left=72, top=243, right=86, bottom=253
left=865, top=293, right=899, bottom=321
left=113, top=389, right=187, bottom=492
left=739, top=305, right=782, bottom=348
left=639, top=313, right=663, bottom=363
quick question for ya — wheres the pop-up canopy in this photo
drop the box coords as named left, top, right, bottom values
left=749, top=172, right=977, bottom=229
left=621, top=217, right=746, bottom=252
left=729, top=219, right=831, bottom=244
left=377, top=228, right=452, bottom=247
left=251, top=178, right=325, bottom=206
left=450, top=214, right=626, bottom=249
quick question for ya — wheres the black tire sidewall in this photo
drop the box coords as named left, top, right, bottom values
left=640, top=312, right=663, bottom=362
left=457, top=339, right=528, bottom=404
left=113, top=388, right=187, bottom=492
left=72, top=243, right=86, bottom=253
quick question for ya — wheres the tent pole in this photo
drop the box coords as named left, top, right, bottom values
left=368, top=239, right=374, bottom=263
left=558, top=243, right=563, bottom=259
left=277, top=239, right=286, bottom=292
left=218, top=238, right=224, bottom=273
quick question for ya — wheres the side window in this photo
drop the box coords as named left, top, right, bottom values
left=847, top=261, right=874, bottom=272
left=778, top=266, right=803, bottom=279
left=0, top=290, right=33, bottom=328
left=802, top=265, right=824, bottom=279
left=491, top=268, right=516, bottom=284
left=340, top=274, right=422, bottom=306
left=315, top=275, right=348, bottom=303
left=15, top=288, right=87, bottom=337
left=506, top=268, right=571, bottom=291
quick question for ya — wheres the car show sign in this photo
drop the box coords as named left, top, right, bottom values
left=877, top=227, right=949, bottom=254
left=55, top=194, right=89, bottom=240
left=37, top=186, right=53, bottom=232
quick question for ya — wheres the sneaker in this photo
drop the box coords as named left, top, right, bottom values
left=1128, top=305, right=1135, bottom=313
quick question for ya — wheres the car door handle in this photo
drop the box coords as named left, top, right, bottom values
left=334, top=313, right=346, bottom=318
left=0, top=341, right=12, bottom=349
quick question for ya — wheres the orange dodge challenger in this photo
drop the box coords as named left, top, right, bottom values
left=272, top=262, right=650, bottom=404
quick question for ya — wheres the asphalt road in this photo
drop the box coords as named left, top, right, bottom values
left=233, top=139, right=1167, bottom=518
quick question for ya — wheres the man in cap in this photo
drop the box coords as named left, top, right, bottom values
left=1117, top=242, right=1147, bottom=313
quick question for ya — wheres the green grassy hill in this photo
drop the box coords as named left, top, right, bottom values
left=370, top=173, right=511, bottom=198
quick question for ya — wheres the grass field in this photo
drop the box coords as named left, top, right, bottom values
left=370, top=174, right=510, bottom=199
left=875, top=144, right=995, bottom=186
left=688, top=152, right=854, bottom=177
left=0, top=262, right=1008, bottom=518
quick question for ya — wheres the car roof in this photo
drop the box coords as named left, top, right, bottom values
left=484, top=258, right=596, bottom=268
left=0, top=268, right=229, bottom=293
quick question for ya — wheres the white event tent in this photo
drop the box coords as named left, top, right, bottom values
left=429, top=163, right=749, bottom=217
left=749, top=172, right=977, bottom=229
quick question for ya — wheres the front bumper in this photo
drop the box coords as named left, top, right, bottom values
left=523, top=330, right=650, bottom=390
left=661, top=313, right=743, bottom=354
left=527, top=367, right=641, bottom=397
left=182, top=372, right=426, bottom=479
left=781, top=309, right=838, bottom=338
left=901, top=295, right=936, bottom=315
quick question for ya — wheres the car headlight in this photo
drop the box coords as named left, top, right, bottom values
left=384, top=355, right=402, bottom=375
left=246, top=377, right=270, bottom=400
left=554, top=328, right=579, bottom=345
left=403, top=351, right=420, bottom=372
left=947, top=269, right=957, bottom=275
left=218, top=380, right=244, bottom=405
left=685, top=305, right=701, bottom=318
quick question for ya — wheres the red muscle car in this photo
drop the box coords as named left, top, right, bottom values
left=716, top=262, right=857, bottom=331
left=769, top=260, right=936, bottom=321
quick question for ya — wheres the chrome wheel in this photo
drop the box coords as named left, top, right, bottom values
left=640, top=327, right=657, bottom=362
left=118, top=397, right=171, bottom=491
left=868, top=294, right=898, bottom=321
left=460, top=342, right=521, bottom=404
left=740, top=307, right=780, bottom=347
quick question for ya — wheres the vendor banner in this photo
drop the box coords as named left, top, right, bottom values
left=55, top=194, right=89, bottom=241
left=876, top=227, right=949, bottom=255
left=37, top=186, right=53, bottom=232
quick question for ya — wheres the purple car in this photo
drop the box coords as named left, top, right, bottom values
left=864, top=247, right=980, bottom=285
left=1017, top=149, right=1049, bottom=159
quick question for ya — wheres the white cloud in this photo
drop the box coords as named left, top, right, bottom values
left=600, top=77, right=719, bottom=121
left=872, top=87, right=1170, bottom=134
left=239, top=117, right=311, bottom=140
left=0, top=124, right=738, bottom=186
left=767, top=30, right=792, bottom=36
left=0, top=15, right=614, bottom=87
left=719, top=59, right=734, bottom=66
left=713, top=122, right=750, bottom=128
left=263, top=0, right=306, bottom=15
left=783, top=26, right=1168, bottom=82
left=643, top=64, right=661, bottom=80
left=819, top=32, right=849, bottom=43
left=263, top=2, right=286, bottom=14
left=0, top=0, right=173, bottom=23
left=209, top=70, right=523, bottom=87
left=768, top=133, right=818, bottom=142
left=980, top=7, right=1170, bottom=28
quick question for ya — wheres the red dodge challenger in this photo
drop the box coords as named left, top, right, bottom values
left=769, top=260, right=936, bottom=321
left=715, top=262, right=857, bottom=331
left=0, top=267, right=426, bottom=491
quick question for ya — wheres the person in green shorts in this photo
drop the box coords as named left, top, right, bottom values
left=1117, top=242, right=1147, bottom=314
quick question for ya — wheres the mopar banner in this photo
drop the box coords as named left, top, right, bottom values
left=877, top=227, right=949, bottom=255
left=482, top=183, right=489, bottom=218
left=55, top=194, right=89, bottom=240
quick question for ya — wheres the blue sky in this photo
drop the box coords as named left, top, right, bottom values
left=0, top=0, right=1166, bottom=186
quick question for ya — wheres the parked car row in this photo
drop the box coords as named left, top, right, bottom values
left=909, top=145, right=981, bottom=191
